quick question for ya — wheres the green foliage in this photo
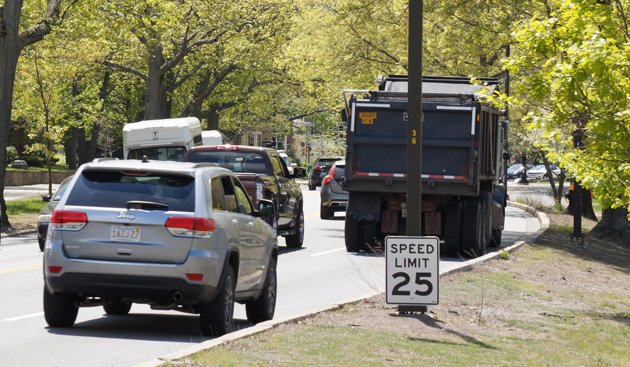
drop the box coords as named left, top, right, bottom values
left=507, top=0, right=630, bottom=216
left=5, top=146, right=19, bottom=164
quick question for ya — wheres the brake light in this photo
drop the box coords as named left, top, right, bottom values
left=314, top=165, right=322, bottom=171
left=48, top=266, right=63, bottom=273
left=322, top=166, right=336, bottom=185
left=186, top=273, right=204, bottom=281
left=50, top=210, right=87, bottom=231
left=165, top=217, right=215, bottom=238
left=122, top=170, right=149, bottom=176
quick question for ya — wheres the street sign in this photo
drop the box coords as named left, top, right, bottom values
left=386, top=235, right=439, bottom=305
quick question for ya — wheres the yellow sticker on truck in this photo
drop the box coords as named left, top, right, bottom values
left=359, top=111, right=377, bottom=125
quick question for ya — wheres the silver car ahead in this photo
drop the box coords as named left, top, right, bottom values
left=320, top=160, right=348, bottom=219
left=43, top=159, right=278, bottom=336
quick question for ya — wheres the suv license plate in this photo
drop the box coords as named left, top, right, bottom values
left=111, top=226, right=141, bottom=242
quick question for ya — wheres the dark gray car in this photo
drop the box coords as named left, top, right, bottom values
left=43, top=159, right=278, bottom=336
left=320, top=160, right=348, bottom=219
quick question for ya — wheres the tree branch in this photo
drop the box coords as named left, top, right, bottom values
left=19, top=0, right=62, bottom=48
left=103, top=60, right=147, bottom=80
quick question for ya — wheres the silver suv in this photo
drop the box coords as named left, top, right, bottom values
left=43, top=159, right=278, bottom=336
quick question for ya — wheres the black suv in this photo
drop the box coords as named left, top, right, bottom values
left=308, top=157, right=342, bottom=190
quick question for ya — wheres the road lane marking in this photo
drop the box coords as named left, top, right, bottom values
left=311, top=248, right=345, bottom=257
left=2, top=312, right=44, bottom=322
left=0, top=264, right=42, bottom=274
left=305, top=210, right=319, bottom=220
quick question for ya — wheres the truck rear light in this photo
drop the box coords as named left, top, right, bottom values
left=50, top=210, right=88, bottom=231
left=165, top=217, right=215, bottom=238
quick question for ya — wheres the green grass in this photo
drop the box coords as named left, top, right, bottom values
left=5, top=197, right=46, bottom=215
left=161, top=224, right=630, bottom=367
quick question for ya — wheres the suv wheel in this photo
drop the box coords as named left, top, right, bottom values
left=103, top=300, right=132, bottom=315
left=43, top=287, right=78, bottom=327
left=246, top=257, right=277, bottom=324
left=285, top=208, right=304, bottom=248
left=200, top=265, right=235, bottom=336
left=320, top=204, right=332, bottom=220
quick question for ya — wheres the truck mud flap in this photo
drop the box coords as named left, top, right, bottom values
left=347, top=192, right=382, bottom=222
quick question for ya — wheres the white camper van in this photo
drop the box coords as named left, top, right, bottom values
left=201, top=130, right=223, bottom=146
left=123, top=117, right=202, bottom=161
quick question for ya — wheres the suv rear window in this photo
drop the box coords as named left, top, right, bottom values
left=65, top=170, right=195, bottom=211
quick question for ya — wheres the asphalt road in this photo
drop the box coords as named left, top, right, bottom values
left=0, top=187, right=541, bottom=367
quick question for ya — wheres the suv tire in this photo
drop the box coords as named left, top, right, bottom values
left=285, top=208, right=304, bottom=248
left=104, top=300, right=132, bottom=315
left=43, top=287, right=78, bottom=327
left=320, top=204, right=333, bottom=220
left=246, top=257, right=277, bottom=324
left=200, top=265, right=235, bottom=336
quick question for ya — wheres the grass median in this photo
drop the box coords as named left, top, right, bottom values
left=163, top=211, right=630, bottom=366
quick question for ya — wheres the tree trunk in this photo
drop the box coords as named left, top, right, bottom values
left=592, top=208, right=630, bottom=247
left=0, top=0, right=25, bottom=230
left=65, top=128, right=78, bottom=170
left=144, top=46, right=167, bottom=120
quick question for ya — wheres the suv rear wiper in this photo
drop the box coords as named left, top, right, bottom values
left=126, top=200, right=169, bottom=211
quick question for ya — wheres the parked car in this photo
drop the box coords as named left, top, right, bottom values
left=183, top=145, right=306, bottom=248
left=43, top=158, right=278, bottom=336
left=320, top=160, right=348, bottom=219
left=506, top=163, right=533, bottom=179
left=37, top=175, right=74, bottom=251
left=308, top=157, right=342, bottom=190
left=10, top=159, right=28, bottom=169
left=527, top=164, right=561, bottom=180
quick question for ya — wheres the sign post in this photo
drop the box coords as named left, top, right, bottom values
left=386, top=236, right=439, bottom=307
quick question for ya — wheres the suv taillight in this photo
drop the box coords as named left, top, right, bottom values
left=322, top=166, right=336, bottom=186
left=50, top=210, right=88, bottom=231
left=165, top=217, right=215, bottom=238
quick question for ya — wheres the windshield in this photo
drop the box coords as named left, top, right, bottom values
left=128, top=146, right=187, bottom=161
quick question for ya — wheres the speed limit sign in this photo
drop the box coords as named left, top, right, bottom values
left=385, top=236, right=440, bottom=305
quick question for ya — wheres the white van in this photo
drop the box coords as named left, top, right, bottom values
left=201, top=130, right=223, bottom=146
left=123, top=117, right=202, bottom=161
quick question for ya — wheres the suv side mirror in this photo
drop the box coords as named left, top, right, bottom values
left=292, top=167, right=306, bottom=178
left=257, top=199, right=275, bottom=217
left=42, top=195, right=51, bottom=203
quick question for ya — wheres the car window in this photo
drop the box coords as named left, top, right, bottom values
left=128, top=146, right=187, bottom=161
left=220, top=176, right=238, bottom=213
left=233, top=179, right=253, bottom=215
left=187, top=151, right=269, bottom=174
left=271, top=155, right=286, bottom=177
left=66, top=170, right=195, bottom=211
left=210, top=177, right=227, bottom=211
left=333, top=163, right=345, bottom=179
left=52, top=177, right=73, bottom=201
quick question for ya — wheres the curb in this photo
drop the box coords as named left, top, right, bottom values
left=137, top=202, right=549, bottom=367
left=0, top=229, right=38, bottom=238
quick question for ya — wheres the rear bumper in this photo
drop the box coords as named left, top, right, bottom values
left=45, top=273, right=218, bottom=304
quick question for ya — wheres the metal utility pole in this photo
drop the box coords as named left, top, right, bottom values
left=407, top=0, right=423, bottom=237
